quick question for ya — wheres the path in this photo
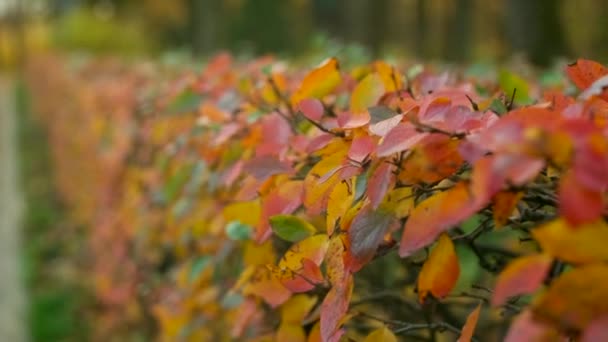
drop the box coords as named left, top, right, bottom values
left=0, top=76, right=26, bottom=342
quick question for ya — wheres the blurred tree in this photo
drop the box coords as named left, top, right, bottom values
left=189, top=0, right=222, bottom=56
left=444, top=0, right=473, bottom=62
left=229, top=0, right=290, bottom=54
left=505, top=0, right=568, bottom=65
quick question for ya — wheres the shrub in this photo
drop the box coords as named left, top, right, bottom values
left=28, top=54, right=608, bottom=341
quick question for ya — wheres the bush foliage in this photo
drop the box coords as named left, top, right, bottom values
left=28, top=54, right=608, bottom=341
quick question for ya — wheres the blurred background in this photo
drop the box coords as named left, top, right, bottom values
left=2, top=0, right=608, bottom=69
left=1, top=1, right=608, bottom=341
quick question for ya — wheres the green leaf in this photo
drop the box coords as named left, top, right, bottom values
left=225, top=221, right=252, bottom=241
left=167, top=89, right=202, bottom=114
left=269, top=215, right=317, bottom=242
left=498, top=70, right=531, bottom=105
left=368, top=105, right=397, bottom=124
left=190, top=256, right=211, bottom=283
left=489, top=98, right=508, bottom=115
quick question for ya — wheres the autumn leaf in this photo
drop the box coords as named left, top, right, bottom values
left=504, top=310, right=558, bottom=342
left=339, top=72, right=385, bottom=128
left=291, top=58, right=342, bottom=106
left=281, top=294, right=318, bottom=323
left=400, top=182, right=478, bottom=257
left=374, top=60, right=403, bottom=92
left=304, top=146, right=348, bottom=215
left=458, top=304, right=481, bottom=342
left=348, top=134, right=376, bottom=164
left=532, top=219, right=608, bottom=264
left=558, top=171, right=604, bottom=226
left=566, top=59, right=608, bottom=99
left=320, top=274, right=354, bottom=342
left=326, top=178, right=356, bottom=235
left=326, top=235, right=347, bottom=286
left=243, top=155, right=294, bottom=181
left=533, top=263, right=608, bottom=331
left=242, top=265, right=291, bottom=307
left=492, top=254, right=552, bottom=306
left=492, top=191, right=523, bottom=228
left=270, top=215, right=317, bottom=242
left=397, top=134, right=463, bottom=184
left=376, top=123, right=426, bottom=157
left=223, top=199, right=261, bottom=227
left=417, top=233, right=460, bottom=302
left=366, top=162, right=395, bottom=209
left=363, top=326, right=397, bottom=342
left=581, top=316, right=608, bottom=342
left=277, top=322, right=306, bottom=342
left=347, top=205, right=399, bottom=272
left=299, top=98, right=324, bottom=122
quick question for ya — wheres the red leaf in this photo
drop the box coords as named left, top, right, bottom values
left=399, top=182, right=478, bottom=257
left=559, top=171, right=604, bottom=226
left=377, top=123, right=427, bottom=157
left=320, top=275, right=353, bottom=342
left=348, top=135, right=376, bottom=163
left=299, top=98, right=324, bottom=122
left=244, top=155, right=294, bottom=180
left=504, top=310, right=552, bottom=342
left=492, top=254, right=552, bottom=306
left=366, top=162, right=395, bottom=209
left=582, top=316, right=608, bottom=342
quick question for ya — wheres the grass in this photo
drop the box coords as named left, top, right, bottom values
left=15, top=77, right=91, bottom=342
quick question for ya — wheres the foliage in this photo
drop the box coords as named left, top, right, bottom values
left=28, top=54, right=608, bottom=341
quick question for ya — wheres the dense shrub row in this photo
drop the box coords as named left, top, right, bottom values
left=29, top=53, right=608, bottom=341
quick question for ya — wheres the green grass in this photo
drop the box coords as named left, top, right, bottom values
left=16, top=78, right=91, bottom=342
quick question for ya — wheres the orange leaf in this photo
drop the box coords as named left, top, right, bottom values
left=492, top=191, right=523, bottom=228
left=326, top=235, right=346, bottom=286
left=242, top=265, right=291, bottom=307
left=458, top=304, right=481, bottom=342
left=532, top=219, right=608, bottom=264
left=566, top=59, right=608, bottom=96
left=533, top=263, right=608, bottom=331
left=492, top=254, right=552, bottom=306
left=291, top=58, right=342, bottom=106
left=399, top=182, right=478, bottom=257
left=417, top=234, right=460, bottom=303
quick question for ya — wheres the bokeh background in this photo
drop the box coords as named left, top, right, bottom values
left=3, top=0, right=608, bottom=69
left=1, top=1, right=608, bottom=341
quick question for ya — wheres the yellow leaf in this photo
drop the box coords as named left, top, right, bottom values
left=243, top=240, right=276, bottom=266
left=281, top=294, right=318, bottom=323
left=380, top=186, right=414, bottom=218
left=417, top=233, right=460, bottom=303
left=223, top=199, right=261, bottom=227
left=374, top=60, right=403, bottom=92
left=532, top=218, right=608, bottom=264
left=350, top=72, right=385, bottom=113
left=278, top=234, right=330, bottom=271
left=277, top=322, right=306, bottom=342
left=291, top=58, right=342, bottom=106
left=327, top=177, right=356, bottom=234
left=304, top=149, right=347, bottom=214
left=364, top=326, right=397, bottom=342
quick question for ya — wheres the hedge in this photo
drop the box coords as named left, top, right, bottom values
left=28, top=53, right=608, bottom=341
